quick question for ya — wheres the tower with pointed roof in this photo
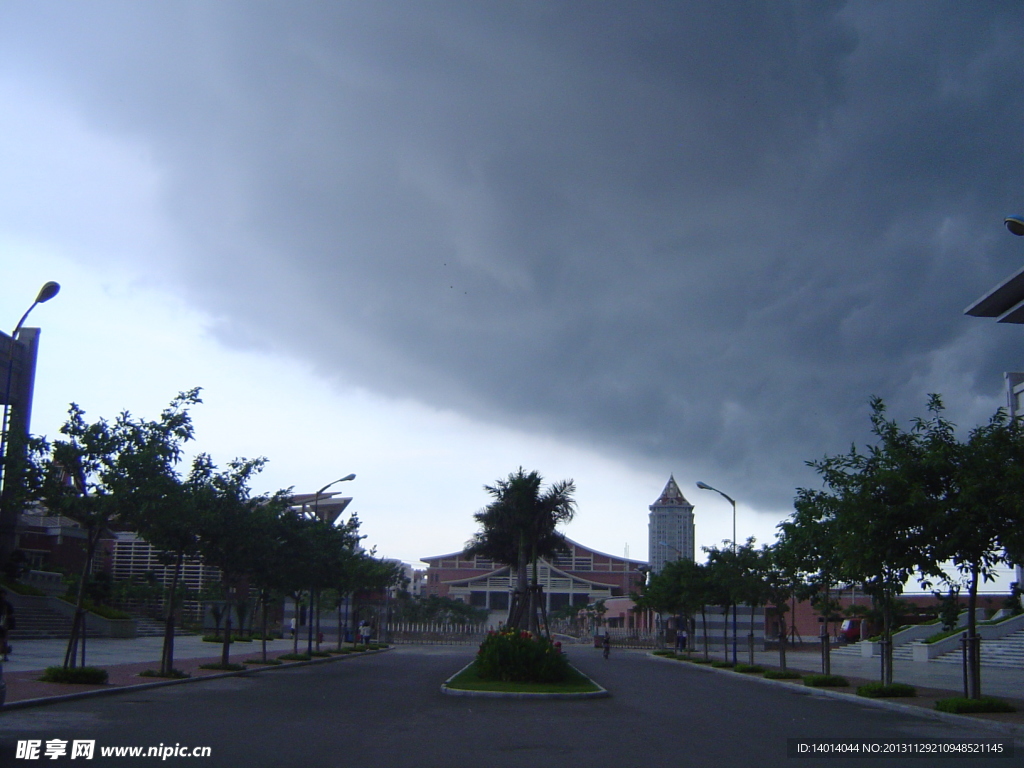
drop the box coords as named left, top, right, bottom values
left=648, top=475, right=695, bottom=573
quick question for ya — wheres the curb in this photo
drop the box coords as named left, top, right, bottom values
left=1, top=647, right=394, bottom=711
left=647, top=653, right=1024, bottom=740
left=440, top=661, right=610, bottom=700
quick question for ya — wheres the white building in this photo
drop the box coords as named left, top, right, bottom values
left=647, top=475, right=695, bottom=573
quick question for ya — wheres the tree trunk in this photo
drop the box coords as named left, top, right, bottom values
left=778, top=611, right=787, bottom=671
left=221, top=585, right=232, bottom=666
left=881, top=593, right=893, bottom=686
left=700, top=607, right=709, bottom=661
left=722, top=605, right=730, bottom=662
left=967, top=567, right=981, bottom=699
left=64, top=530, right=99, bottom=669
left=749, top=604, right=756, bottom=666
left=261, top=591, right=269, bottom=662
left=161, top=551, right=183, bottom=676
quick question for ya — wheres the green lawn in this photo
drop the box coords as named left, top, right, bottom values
left=445, top=662, right=602, bottom=694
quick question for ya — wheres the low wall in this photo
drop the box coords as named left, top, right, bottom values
left=10, top=594, right=137, bottom=638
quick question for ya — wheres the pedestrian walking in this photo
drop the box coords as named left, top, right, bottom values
left=680, top=628, right=688, bottom=651
left=359, top=621, right=371, bottom=646
left=602, top=632, right=611, bottom=660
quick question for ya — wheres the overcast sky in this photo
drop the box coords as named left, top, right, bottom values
left=1, top=2, right=1021, bottom=588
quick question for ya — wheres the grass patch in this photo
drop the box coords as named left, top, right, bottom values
left=857, top=682, right=916, bottom=698
left=710, top=661, right=734, bottom=668
left=924, top=628, right=966, bottom=644
left=763, top=669, right=802, bottom=680
left=139, top=668, right=190, bottom=679
left=733, top=664, right=765, bottom=674
left=652, top=650, right=675, bottom=657
left=0, top=578, right=47, bottom=596
left=243, top=658, right=283, bottom=666
left=689, top=657, right=713, bottom=664
left=197, top=662, right=245, bottom=671
left=804, top=674, right=849, bottom=687
left=277, top=653, right=311, bottom=661
left=39, top=666, right=108, bottom=685
left=935, top=697, right=1016, bottom=714
left=445, top=662, right=600, bottom=694
left=309, top=651, right=331, bottom=657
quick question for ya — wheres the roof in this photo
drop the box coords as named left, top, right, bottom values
left=421, top=536, right=646, bottom=568
left=965, top=264, right=1024, bottom=323
left=651, top=475, right=691, bottom=507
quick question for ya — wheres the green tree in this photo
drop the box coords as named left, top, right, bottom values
left=761, top=541, right=801, bottom=670
left=704, top=543, right=745, bottom=663
left=193, top=457, right=281, bottom=666
left=778, top=488, right=847, bottom=675
left=465, top=468, right=576, bottom=634
left=920, top=401, right=1024, bottom=698
left=30, top=394, right=197, bottom=669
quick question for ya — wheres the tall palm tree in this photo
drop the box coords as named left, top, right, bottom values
left=465, top=468, right=576, bottom=633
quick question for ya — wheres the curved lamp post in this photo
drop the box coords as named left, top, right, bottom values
left=0, top=282, right=61, bottom=562
left=696, top=481, right=738, bottom=665
left=307, top=473, right=355, bottom=653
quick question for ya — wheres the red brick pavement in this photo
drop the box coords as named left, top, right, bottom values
left=5, top=649, right=362, bottom=706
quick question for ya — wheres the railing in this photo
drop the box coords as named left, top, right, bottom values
left=386, top=622, right=487, bottom=645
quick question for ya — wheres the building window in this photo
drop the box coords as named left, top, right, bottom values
left=574, top=557, right=592, bottom=571
left=470, top=591, right=487, bottom=607
left=549, top=593, right=571, bottom=611
left=490, top=591, right=509, bottom=610
left=572, top=593, right=590, bottom=607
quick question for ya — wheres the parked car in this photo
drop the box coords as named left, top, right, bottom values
left=840, top=619, right=864, bottom=642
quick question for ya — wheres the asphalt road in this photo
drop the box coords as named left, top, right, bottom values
left=0, top=645, right=1019, bottom=767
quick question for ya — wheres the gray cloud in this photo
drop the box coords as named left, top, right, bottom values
left=2, top=1, right=1022, bottom=509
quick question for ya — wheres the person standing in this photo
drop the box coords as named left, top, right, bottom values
left=359, top=620, right=371, bottom=646
left=602, top=631, right=611, bottom=660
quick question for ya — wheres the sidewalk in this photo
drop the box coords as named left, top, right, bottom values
left=1, top=635, right=353, bottom=707
left=668, top=646, right=1024, bottom=733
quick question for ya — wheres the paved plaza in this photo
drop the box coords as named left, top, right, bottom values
left=0, top=640, right=1021, bottom=767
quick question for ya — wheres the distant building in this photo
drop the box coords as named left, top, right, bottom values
left=647, top=475, right=695, bottom=573
left=421, top=538, right=646, bottom=625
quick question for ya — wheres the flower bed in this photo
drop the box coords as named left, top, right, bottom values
left=475, top=629, right=571, bottom=683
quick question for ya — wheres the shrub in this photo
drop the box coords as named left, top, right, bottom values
left=710, top=661, right=734, bottom=668
left=197, top=662, right=245, bottom=671
left=474, top=629, right=571, bottom=683
left=202, top=635, right=232, bottom=643
left=139, top=668, right=190, bottom=679
left=734, top=664, right=765, bottom=674
left=277, top=653, right=311, bottom=661
left=652, top=650, right=675, bottom=657
left=310, top=651, right=331, bottom=657
left=40, top=666, right=108, bottom=685
left=804, top=674, right=849, bottom=687
left=0, top=579, right=46, bottom=596
left=244, top=659, right=282, bottom=665
left=80, top=601, right=132, bottom=620
left=689, top=657, right=712, bottom=664
left=857, top=682, right=916, bottom=698
left=763, top=669, right=802, bottom=680
left=935, top=697, right=1016, bottom=714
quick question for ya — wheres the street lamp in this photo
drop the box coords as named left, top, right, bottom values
left=1006, top=215, right=1024, bottom=237
left=306, top=474, right=355, bottom=654
left=696, top=481, right=738, bottom=665
left=0, top=282, right=60, bottom=564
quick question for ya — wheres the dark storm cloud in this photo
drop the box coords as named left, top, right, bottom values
left=2, top=1, right=1022, bottom=509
